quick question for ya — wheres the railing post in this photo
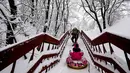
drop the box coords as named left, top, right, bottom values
left=11, top=61, right=16, bottom=73
left=92, top=46, right=95, bottom=51
left=98, top=45, right=102, bottom=53
left=45, top=65, right=47, bottom=73
left=52, top=45, right=54, bottom=50
left=37, top=44, right=41, bottom=51
left=55, top=45, right=57, bottom=49
left=95, top=46, right=98, bottom=52
left=102, top=44, right=107, bottom=53
left=101, top=69, right=104, bottom=73
left=29, top=48, right=35, bottom=62
left=124, top=52, right=130, bottom=70
left=113, top=62, right=116, bottom=70
left=109, top=43, right=114, bottom=54
left=47, top=44, right=50, bottom=50
left=24, top=55, right=27, bottom=59
left=90, top=44, right=92, bottom=48
left=97, top=67, right=100, bottom=72
left=41, top=43, right=44, bottom=52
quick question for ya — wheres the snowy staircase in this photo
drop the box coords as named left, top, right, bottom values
left=0, top=30, right=130, bottom=73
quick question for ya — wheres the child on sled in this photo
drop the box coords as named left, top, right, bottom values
left=70, top=43, right=84, bottom=60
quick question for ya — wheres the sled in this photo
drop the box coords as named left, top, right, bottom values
left=66, top=56, right=88, bottom=69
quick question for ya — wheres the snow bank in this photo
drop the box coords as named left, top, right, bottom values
left=105, top=17, right=130, bottom=40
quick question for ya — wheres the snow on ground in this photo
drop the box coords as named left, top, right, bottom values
left=84, top=27, right=101, bottom=40
left=105, top=17, right=130, bottom=39
left=47, top=37, right=100, bottom=73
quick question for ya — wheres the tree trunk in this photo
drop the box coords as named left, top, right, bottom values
left=45, top=0, right=51, bottom=23
left=6, top=0, right=17, bottom=44
left=31, top=0, right=34, bottom=16
left=94, top=12, right=102, bottom=32
left=8, top=0, right=17, bottom=15
left=64, top=0, right=69, bottom=33
left=8, top=0, right=17, bottom=30
left=6, top=23, right=17, bottom=44
left=48, top=0, right=54, bottom=28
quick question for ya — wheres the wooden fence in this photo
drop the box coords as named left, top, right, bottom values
left=81, top=31, right=130, bottom=73
left=0, top=31, right=69, bottom=73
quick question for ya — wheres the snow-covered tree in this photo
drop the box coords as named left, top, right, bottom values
left=81, top=0, right=124, bottom=32
left=0, top=0, right=70, bottom=48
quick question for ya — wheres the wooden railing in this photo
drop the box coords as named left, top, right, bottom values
left=0, top=31, right=69, bottom=73
left=81, top=31, right=130, bottom=73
